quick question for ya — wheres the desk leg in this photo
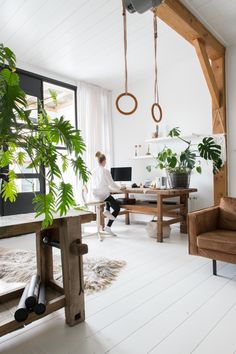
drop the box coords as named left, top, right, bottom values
left=157, top=195, right=163, bottom=242
left=180, top=194, right=188, bottom=234
left=125, top=192, right=130, bottom=225
left=125, top=212, right=130, bottom=225
left=59, top=217, right=85, bottom=326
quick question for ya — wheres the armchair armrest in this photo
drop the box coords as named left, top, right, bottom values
left=188, top=206, right=220, bottom=255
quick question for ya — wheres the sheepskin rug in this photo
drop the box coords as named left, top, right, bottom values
left=0, top=247, right=126, bottom=294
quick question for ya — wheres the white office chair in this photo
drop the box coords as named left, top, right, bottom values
left=82, top=187, right=106, bottom=241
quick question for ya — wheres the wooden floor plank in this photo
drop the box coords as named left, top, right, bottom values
left=0, top=222, right=236, bottom=354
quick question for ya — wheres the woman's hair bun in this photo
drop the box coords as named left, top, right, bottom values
left=95, top=151, right=106, bottom=164
left=95, top=151, right=102, bottom=158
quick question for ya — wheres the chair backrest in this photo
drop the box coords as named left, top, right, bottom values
left=82, top=186, right=88, bottom=206
left=219, top=197, right=236, bottom=231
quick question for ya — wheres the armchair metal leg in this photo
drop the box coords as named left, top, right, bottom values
left=213, top=259, right=217, bottom=276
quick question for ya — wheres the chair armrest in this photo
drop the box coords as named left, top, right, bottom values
left=188, top=206, right=219, bottom=255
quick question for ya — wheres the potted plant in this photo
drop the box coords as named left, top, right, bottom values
left=0, top=44, right=89, bottom=227
left=147, top=127, right=223, bottom=189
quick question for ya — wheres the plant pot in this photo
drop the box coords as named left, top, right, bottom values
left=167, top=171, right=190, bottom=189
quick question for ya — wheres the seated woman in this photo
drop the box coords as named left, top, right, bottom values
left=91, top=151, right=124, bottom=236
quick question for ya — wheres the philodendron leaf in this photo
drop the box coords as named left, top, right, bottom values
left=167, top=156, right=177, bottom=168
left=1, top=170, right=17, bottom=202
left=198, top=137, right=223, bottom=173
left=33, top=193, right=55, bottom=228
left=1, top=68, right=19, bottom=86
left=49, top=89, right=57, bottom=106
left=196, top=166, right=202, bottom=174
left=57, top=182, right=76, bottom=216
left=61, top=154, right=68, bottom=173
left=213, top=158, right=223, bottom=174
left=0, top=149, right=14, bottom=168
left=168, top=127, right=181, bottom=138
left=16, top=151, right=26, bottom=166
left=0, top=45, right=16, bottom=69
left=198, top=137, right=221, bottom=161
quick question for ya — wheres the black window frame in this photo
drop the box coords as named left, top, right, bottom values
left=0, top=67, right=78, bottom=216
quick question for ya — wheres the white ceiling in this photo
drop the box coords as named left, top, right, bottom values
left=0, top=0, right=235, bottom=90
left=181, top=0, right=236, bottom=46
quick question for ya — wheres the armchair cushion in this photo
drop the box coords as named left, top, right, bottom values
left=219, top=197, right=236, bottom=231
left=197, top=229, right=236, bottom=255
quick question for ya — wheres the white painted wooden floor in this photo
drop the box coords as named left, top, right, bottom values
left=1, top=221, right=236, bottom=354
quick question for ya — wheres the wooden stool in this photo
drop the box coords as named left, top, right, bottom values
left=82, top=187, right=106, bottom=241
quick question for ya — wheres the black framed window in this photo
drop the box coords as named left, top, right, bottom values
left=0, top=69, right=77, bottom=216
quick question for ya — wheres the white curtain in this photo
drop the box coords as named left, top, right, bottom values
left=76, top=81, right=113, bottom=203
left=77, top=81, right=113, bottom=172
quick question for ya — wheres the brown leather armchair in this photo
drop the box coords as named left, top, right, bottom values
left=188, top=197, right=236, bottom=275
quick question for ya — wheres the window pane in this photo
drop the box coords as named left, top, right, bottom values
left=43, top=82, right=76, bottom=127
left=10, top=148, right=36, bottom=174
left=16, top=94, right=38, bottom=124
left=15, top=178, right=40, bottom=193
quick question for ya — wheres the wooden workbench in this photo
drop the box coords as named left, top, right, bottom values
left=0, top=210, right=95, bottom=337
left=117, top=188, right=197, bottom=242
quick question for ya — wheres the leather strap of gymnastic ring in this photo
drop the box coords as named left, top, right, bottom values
left=123, top=0, right=128, bottom=95
left=151, top=12, right=162, bottom=123
left=115, top=0, right=138, bottom=115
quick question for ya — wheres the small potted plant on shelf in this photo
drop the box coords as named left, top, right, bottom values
left=0, top=44, right=89, bottom=227
left=146, top=127, right=223, bottom=189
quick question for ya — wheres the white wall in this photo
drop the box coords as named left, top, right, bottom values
left=226, top=46, right=236, bottom=197
left=112, top=36, right=214, bottom=210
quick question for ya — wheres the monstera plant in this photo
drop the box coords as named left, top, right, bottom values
left=147, top=127, right=223, bottom=188
left=0, top=44, right=89, bottom=227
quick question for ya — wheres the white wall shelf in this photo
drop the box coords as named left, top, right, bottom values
left=132, top=155, right=154, bottom=160
left=146, top=133, right=224, bottom=144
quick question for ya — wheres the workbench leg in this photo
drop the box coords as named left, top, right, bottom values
left=59, top=217, right=85, bottom=326
left=125, top=192, right=130, bottom=225
left=157, top=195, right=163, bottom=242
left=180, top=194, right=188, bottom=234
left=36, top=229, right=54, bottom=284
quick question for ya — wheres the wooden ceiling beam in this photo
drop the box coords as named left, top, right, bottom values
left=155, top=0, right=225, bottom=60
left=193, top=38, right=220, bottom=108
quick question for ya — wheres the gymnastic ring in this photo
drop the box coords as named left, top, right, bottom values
left=115, top=92, right=138, bottom=115
left=151, top=103, right=162, bottom=123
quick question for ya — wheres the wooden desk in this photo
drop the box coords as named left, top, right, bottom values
left=117, top=188, right=197, bottom=242
left=0, top=210, right=95, bottom=337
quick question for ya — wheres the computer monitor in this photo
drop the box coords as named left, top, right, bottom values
left=111, top=167, right=132, bottom=182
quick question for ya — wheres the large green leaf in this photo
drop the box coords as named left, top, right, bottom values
left=1, top=170, right=17, bottom=202
left=33, top=193, right=55, bottom=228
left=1, top=69, right=19, bottom=86
left=57, top=182, right=76, bottom=216
left=180, top=149, right=196, bottom=169
left=198, top=137, right=221, bottom=160
left=71, top=156, right=89, bottom=182
left=168, top=127, right=180, bottom=138
left=0, top=44, right=16, bottom=69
